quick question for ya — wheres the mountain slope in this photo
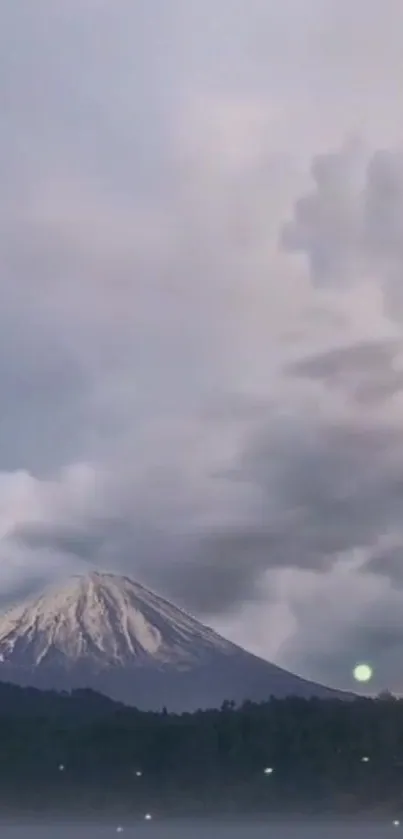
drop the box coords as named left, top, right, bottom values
left=0, top=572, right=351, bottom=710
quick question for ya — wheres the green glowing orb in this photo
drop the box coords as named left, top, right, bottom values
left=353, top=663, right=373, bottom=683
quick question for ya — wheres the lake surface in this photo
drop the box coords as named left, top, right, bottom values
left=0, top=823, right=400, bottom=839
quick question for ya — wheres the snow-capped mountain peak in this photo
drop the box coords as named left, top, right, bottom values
left=0, top=572, right=235, bottom=670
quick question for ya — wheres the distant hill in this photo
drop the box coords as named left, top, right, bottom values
left=0, top=571, right=352, bottom=711
left=0, top=680, right=122, bottom=718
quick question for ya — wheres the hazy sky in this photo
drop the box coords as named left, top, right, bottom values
left=2, top=0, right=403, bottom=692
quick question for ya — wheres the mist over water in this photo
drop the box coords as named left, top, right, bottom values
left=0, top=823, right=399, bottom=839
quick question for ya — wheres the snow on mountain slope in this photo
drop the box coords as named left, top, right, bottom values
left=0, top=572, right=352, bottom=710
left=0, top=572, right=235, bottom=669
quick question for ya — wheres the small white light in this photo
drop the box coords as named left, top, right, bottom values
left=393, top=821, right=400, bottom=827
left=144, top=813, right=152, bottom=821
left=361, top=756, right=370, bottom=762
left=264, top=767, right=274, bottom=775
left=116, top=828, right=124, bottom=834
left=58, top=764, right=65, bottom=772
left=135, top=770, right=142, bottom=777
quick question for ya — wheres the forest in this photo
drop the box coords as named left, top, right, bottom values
left=0, top=684, right=402, bottom=818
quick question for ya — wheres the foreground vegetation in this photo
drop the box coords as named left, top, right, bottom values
left=0, top=684, right=402, bottom=817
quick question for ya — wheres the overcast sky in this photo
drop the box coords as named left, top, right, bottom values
left=2, top=0, right=403, bottom=693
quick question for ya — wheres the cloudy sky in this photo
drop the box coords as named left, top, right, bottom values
left=2, top=0, right=403, bottom=693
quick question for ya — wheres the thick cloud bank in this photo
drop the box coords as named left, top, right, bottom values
left=1, top=0, right=403, bottom=692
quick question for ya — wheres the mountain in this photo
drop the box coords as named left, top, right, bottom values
left=0, top=572, right=351, bottom=711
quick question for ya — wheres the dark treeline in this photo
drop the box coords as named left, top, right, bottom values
left=0, top=685, right=402, bottom=818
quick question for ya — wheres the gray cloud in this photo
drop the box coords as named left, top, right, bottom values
left=281, top=144, right=403, bottom=318
left=147, top=530, right=277, bottom=615
left=365, top=545, right=403, bottom=584
left=11, top=522, right=105, bottom=563
left=244, top=422, right=403, bottom=550
left=286, top=338, right=403, bottom=404
left=281, top=144, right=363, bottom=285
left=184, top=419, right=403, bottom=602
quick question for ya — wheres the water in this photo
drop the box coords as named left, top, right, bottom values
left=0, top=823, right=399, bottom=839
